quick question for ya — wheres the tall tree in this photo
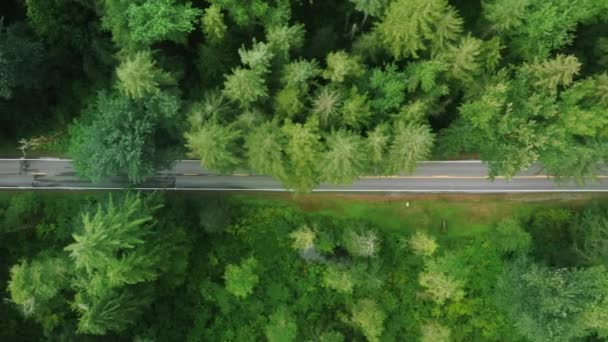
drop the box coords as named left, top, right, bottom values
left=320, top=130, right=367, bottom=184
left=115, top=51, right=174, bottom=99
left=69, top=90, right=180, bottom=183
left=376, top=0, right=463, bottom=59
left=387, top=123, right=434, bottom=174
left=282, top=120, right=322, bottom=192
left=245, top=121, right=287, bottom=180
left=497, top=261, right=608, bottom=341
left=185, top=122, right=242, bottom=174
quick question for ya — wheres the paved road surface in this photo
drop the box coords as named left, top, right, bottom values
left=1, top=158, right=607, bottom=193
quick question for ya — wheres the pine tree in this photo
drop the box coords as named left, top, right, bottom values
left=185, top=122, right=242, bottom=174
left=320, top=130, right=367, bottom=184
left=245, top=121, right=287, bottom=180
left=116, top=51, right=174, bottom=99
left=376, top=0, right=463, bottom=59
left=387, top=123, right=434, bottom=174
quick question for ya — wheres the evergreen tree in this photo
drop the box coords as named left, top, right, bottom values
left=387, top=123, right=434, bottom=174
left=320, top=130, right=367, bottom=184
left=185, top=122, right=242, bottom=174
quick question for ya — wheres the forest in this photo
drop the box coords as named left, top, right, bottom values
left=1, top=191, right=608, bottom=341
left=1, top=0, right=608, bottom=189
left=2, top=1, right=608, bottom=341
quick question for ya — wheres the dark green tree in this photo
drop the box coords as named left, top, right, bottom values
left=69, top=91, right=180, bottom=183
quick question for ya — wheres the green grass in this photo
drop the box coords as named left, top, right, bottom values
left=232, top=193, right=608, bottom=238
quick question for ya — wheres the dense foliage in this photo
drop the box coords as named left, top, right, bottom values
left=2, top=192, right=608, bottom=341
left=1, top=0, right=607, bottom=189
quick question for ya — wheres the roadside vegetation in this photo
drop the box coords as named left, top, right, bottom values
left=2, top=0, right=608, bottom=190
left=2, top=191, right=608, bottom=341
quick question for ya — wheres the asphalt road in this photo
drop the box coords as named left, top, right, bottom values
left=1, top=158, right=607, bottom=193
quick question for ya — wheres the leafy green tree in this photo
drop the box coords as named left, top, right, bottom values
left=483, top=0, right=607, bottom=60
left=210, top=0, right=290, bottom=28
left=527, top=54, right=581, bottom=91
left=312, top=87, right=343, bottom=128
left=322, top=51, right=364, bottom=83
left=376, top=0, right=463, bottom=59
left=350, top=299, right=385, bottom=342
left=322, top=265, right=355, bottom=294
left=408, top=232, right=438, bottom=258
left=280, top=59, right=321, bottom=90
left=73, top=289, right=149, bottom=335
left=387, top=123, right=434, bottom=174
left=497, top=262, right=608, bottom=342
left=320, top=131, right=367, bottom=184
left=274, top=87, right=305, bottom=118
left=367, top=64, right=408, bottom=116
left=570, top=205, right=608, bottom=266
left=265, top=307, right=297, bottom=342
left=266, top=24, right=305, bottom=60
left=245, top=121, right=287, bottom=180
left=344, top=230, right=380, bottom=258
left=282, top=120, right=322, bottom=192
left=185, top=122, right=242, bottom=174
left=289, top=226, right=316, bottom=251
left=70, top=91, right=180, bottom=183
left=420, top=321, right=451, bottom=342
left=405, top=59, right=448, bottom=94
left=238, top=41, right=274, bottom=72
left=65, top=194, right=162, bottom=287
left=223, top=67, right=268, bottom=108
left=342, top=87, right=372, bottom=130
left=116, top=51, right=174, bottom=99
left=350, top=0, right=389, bottom=18
left=366, top=124, right=390, bottom=175
left=224, top=257, right=259, bottom=299
left=418, top=260, right=465, bottom=305
left=8, top=255, right=71, bottom=332
left=101, top=0, right=201, bottom=47
left=444, top=35, right=483, bottom=85
left=201, top=4, right=227, bottom=44
left=491, top=218, right=531, bottom=255
left=0, top=22, right=45, bottom=99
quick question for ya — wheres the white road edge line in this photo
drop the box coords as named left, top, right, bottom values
left=1, top=187, right=608, bottom=192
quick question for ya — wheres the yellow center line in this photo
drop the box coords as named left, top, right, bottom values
left=31, top=172, right=47, bottom=176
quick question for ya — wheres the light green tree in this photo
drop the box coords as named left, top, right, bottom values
left=350, top=299, right=386, bottom=342
left=408, top=232, right=439, bottom=258
left=497, top=262, right=608, bottom=341
left=320, top=130, right=367, bottom=184
left=322, top=51, right=364, bottom=83
left=223, top=67, right=268, bottom=108
left=185, top=122, right=242, bottom=174
left=366, top=124, right=390, bottom=175
left=266, top=24, right=305, bottom=60
left=342, top=87, right=372, bottom=130
left=224, top=257, right=259, bottom=299
left=8, top=255, right=71, bottom=332
left=376, top=0, right=463, bottom=59
left=419, top=260, right=465, bottom=305
left=264, top=307, right=297, bottom=342
left=282, top=120, right=322, bottom=192
left=421, top=321, right=451, bottom=342
left=116, top=51, right=174, bottom=99
left=201, top=4, right=227, bottom=44
left=322, top=265, right=355, bottom=294
left=313, top=87, right=343, bottom=128
left=289, top=226, right=316, bottom=251
left=387, top=123, right=434, bottom=174
left=245, top=121, right=287, bottom=180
